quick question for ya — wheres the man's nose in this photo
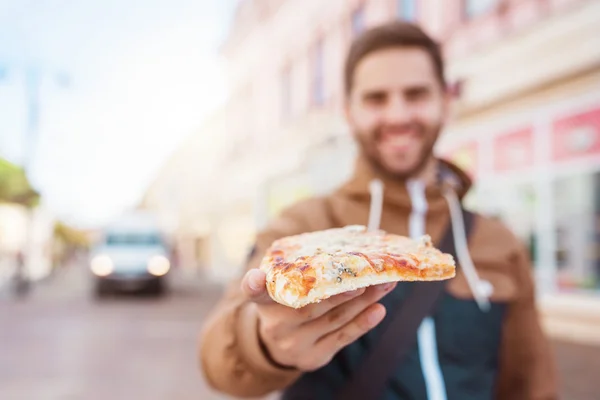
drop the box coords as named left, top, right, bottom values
left=384, top=95, right=411, bottom=124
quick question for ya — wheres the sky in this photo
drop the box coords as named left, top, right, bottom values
left=0, top=0, right=236, bottom=228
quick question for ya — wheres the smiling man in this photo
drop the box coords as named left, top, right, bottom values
left=199, top=21, right=557, bottom=400
left=347, top=44, right=445, bottom=181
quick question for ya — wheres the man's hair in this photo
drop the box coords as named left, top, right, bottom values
left=344, top=21, right=446, bottom=95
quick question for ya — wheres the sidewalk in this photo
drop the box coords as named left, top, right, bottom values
left=553, top=339, right=600, bottom=400
left=540, top=292, right=600, bottom=346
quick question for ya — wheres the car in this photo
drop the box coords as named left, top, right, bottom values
left=89, top=211, right=172, bottom=298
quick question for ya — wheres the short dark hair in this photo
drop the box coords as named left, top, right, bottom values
left=344, top=21, right=446, bottom=95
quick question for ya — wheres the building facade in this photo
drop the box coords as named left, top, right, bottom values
left=141, top=109, right=232, bottom=278
left=0, top=203, right=55, bottom=287
left=145, top=0, right=600, bottom=342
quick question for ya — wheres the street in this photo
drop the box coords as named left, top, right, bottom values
left=0, top=266, right=232, bottom=400
left=1, top=266, right=599, bottom=400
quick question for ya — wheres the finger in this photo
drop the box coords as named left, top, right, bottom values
left=301, top=282, right=396, bottom=339
left=294, top=287, right=367, bottom=321
left=240, top=269, right=273, bottom=304
left=313, top=303, right=386, bottom=360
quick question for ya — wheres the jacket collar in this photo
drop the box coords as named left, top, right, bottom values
left=335, top=152, right=472, bottom=213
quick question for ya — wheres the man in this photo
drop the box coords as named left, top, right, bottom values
left=199, top=21, right=557, bottom=399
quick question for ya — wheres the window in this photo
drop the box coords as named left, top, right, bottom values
left=554, top=171, right=600, bottom=292
left=106, top=234, right=163, bottom=247
left=398, top=0, right=417, bottom=21
left=281, top=66, right=292, bottom=119
left=351, top=5, right=365, bottom=36
left=312, top=39, right=325, bottom=107
left=464, top=0, right=498, bottom=19
left=478, top=182, right=538, bottom=265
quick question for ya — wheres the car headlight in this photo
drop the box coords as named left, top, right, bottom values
left=91, top=255, right=114, bottom=276
left=147, top=255, right=170, bottom=276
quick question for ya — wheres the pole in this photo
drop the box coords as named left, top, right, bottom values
left=18, top=66, right=42, bottom=291
left=0, top=61, right=70, bottom=293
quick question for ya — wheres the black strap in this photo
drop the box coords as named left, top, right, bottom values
left=335, top=209, right=475, bottom=400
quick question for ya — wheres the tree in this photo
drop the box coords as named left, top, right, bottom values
left=0, top=157, right=40, bottom=208
left=53, top=221, right=90, bottom=249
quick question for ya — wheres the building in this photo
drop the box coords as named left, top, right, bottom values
left=141, top=109, right=231, bottom=278
left=0, top=203, right=55, bottom=286
left=0, top=157, right=55, bottom=287
left=436, top=0, right=600, bottom=344
left=145, top=0, right=600, bottom=342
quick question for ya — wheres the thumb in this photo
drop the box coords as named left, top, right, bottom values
left=241, top=269, right=273, bottom=304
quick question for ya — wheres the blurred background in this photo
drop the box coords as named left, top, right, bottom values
left=1, top=0, right=599, bottom=399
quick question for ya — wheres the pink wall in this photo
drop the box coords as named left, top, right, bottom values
left=221, top=0, right=586, bottom=143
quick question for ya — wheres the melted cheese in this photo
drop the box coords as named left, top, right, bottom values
left=263, top=226, right=456, bottom=308
left=283, top=225, right=430, bottom=263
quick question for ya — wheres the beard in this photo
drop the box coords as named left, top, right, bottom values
left=354, top=121, right=441, bottom=181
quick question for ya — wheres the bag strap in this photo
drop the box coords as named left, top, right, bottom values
left=336, top=208, right=475, bottom=400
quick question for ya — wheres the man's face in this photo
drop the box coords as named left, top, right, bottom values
left=345, top=47, right=449, bottom=179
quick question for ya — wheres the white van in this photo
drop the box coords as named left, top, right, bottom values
left=89, top=211, right=172, bottom=297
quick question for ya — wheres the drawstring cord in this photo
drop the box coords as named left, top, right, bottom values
left=367, top=174, right=491, bottom=312
left=442, top=187, right=491, bottom=312
left=368, top=179, right=384, bottom=232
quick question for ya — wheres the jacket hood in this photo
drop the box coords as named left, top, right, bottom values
left=336, top=152, right=473, bottom=212
left=334, top=151, right=490, bottom=311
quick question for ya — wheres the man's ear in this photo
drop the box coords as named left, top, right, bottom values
left=343, top=94, right=353, bottom=125
left=441, top=87, right=453, bottom=124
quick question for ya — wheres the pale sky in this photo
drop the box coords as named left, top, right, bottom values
left=0, top=0, right=236, bottom=228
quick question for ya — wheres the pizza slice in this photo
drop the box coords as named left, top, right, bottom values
left=259, top=225, right=456, bottom=308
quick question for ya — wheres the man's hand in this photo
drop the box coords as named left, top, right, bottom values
left=241, top=268, right=396, bottom=371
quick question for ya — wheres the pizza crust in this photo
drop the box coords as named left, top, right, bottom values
left=259, top=225, right=456, bottom=308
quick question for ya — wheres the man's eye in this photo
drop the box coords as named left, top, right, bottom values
left=363, top=93, right=387, bottom=105
left=406, top=88, right=430, bottom=101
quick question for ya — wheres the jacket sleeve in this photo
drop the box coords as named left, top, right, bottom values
left=495, top=242, right=559, bottom=400
left=198, top=199, right=329, bottom=398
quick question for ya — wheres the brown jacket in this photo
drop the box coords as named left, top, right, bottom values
left=198, top=155, right=558, bottom=399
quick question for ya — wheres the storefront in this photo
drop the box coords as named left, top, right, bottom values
left=443, top=99, right=600, bottom=293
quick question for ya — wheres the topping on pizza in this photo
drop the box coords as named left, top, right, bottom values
left=259, top=225, right=456, bottom=308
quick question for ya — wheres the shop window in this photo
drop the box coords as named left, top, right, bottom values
left=479, top=182, right=538, bottom=265
left=312, top=39, right=325, bottom=107
left=463, top=0, right=498, bottom=19
left=281, top=66, right=292, bottom=120
left=554, top=171, right=600, bottom=291
left=351, top=5, right=365, bottom=36
left=398, top=0, right=417, bottom=21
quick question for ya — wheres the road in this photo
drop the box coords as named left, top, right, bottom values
left=0, top=266, right=233, bottom=400
left=1, top=265, right=599, bottom=400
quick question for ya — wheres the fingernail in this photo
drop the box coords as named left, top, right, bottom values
left=248, top=272, right=262, bottom=291
left=380, top=283, right=395, bottom=292
left=345, top=288, right=365, bottom=296
left=368, top=308, right=384, bottom=325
